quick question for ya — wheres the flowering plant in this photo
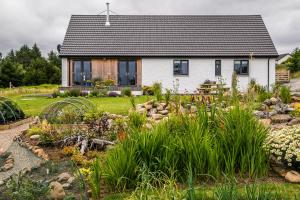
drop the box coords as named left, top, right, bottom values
left=265, top=125, right=300, bottom=169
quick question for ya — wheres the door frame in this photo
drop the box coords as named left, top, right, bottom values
left=118, top=59, right=137, bottom=86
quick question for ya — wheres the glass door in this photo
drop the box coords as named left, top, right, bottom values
left=73, top=60, right=92, bottom=86
left=118, top=60, right=136, bottom=86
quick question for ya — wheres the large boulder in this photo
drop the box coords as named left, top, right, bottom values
left=259, top=119, right=271, bottom=127
left=287, top=118, right=300, bottom=126
left=285, top=171, right=300, bottom=183
left=152, top=114, right=163, bottom=120
left=271, top=114, right=292, bottom=124
left=49, top=182, right=65, bottom=200
left=57, top=172, right=71, bottom=182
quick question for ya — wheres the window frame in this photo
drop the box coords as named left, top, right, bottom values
left=234, top=60, right=249, bottom=75
left=215, top=60, right=222, bottom=76
left=72, top=60, right=92, bottom=86
left=173, top=60, right=189, bottom=76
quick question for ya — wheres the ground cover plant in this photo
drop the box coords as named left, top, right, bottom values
left=103, top=106, right=269, bottom=191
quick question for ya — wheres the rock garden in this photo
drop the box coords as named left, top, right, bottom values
left=0, top=80, right=300, bottom=199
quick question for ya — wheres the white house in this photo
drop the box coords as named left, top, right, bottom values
left=276, top=53, right=291, bottom=65
left=59, top=14, right=278, bottom=93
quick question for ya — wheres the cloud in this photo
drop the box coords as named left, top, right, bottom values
left=0, top=0, right=299, bottom=56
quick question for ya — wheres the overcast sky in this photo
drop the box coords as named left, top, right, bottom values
left=0, top=0, right=299, bottom=56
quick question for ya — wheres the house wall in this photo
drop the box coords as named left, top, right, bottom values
left=62, top=58, right=143, bottom=87
left=142, top=58, right=276, bottom=93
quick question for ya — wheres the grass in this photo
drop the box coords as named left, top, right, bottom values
left=0, top=84, right=59, bottom=97
left=7, top=95, right=151, bottom=116
left=104, top=182, right=300, bottom=200
left=103, top=106, right=269, bottom=191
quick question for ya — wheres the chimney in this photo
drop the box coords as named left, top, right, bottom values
left=105, top=2, right=110, bottom=26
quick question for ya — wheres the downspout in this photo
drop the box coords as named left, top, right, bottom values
left=267, top=58, right=270, bottom=91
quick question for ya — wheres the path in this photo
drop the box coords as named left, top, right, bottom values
left=284, top=77, right=300, bottom=94
left=0, top=123, right=44, bottom=182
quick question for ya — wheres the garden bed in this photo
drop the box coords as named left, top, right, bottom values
left=0, top=117, right=34, bottom=131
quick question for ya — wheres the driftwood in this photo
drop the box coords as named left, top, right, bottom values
left=57, top=135, right=114, bottom=154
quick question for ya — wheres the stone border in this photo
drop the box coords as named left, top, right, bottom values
left=0, top=117, right=34, bottom=131
left=14, top=136, right=49, bottom=161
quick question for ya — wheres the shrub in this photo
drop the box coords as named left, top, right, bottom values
left=89, top=89, right=99, bottom=97
left=103, top=79, right=115, bottom=86
left=121, top=87, right=132, bottom=97
left=103, top=106, right=269, bottom=191
left=265, top=125, right=300, bottom=169
left=142, top=85, right=154, bottom=95
left=152, top=82, right=163, bottom=101
left=280, top=86, right=291, bottom=103
left=99, top=88, right=108, bottom=97
left=108, top=91, right=120, bottom=97
left=69, top=88, right=81, bottom=97
left=0, top=99, right=25, bottom=124
left=257, top=87, right=272, bottom=102
left=26, top=126, right=43, bottom=136
left=52, top=90, right=60, bottom=98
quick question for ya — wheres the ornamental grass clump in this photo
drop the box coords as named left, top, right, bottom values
left=265, top=125, right=300, bottom=169
left=103, top=106, right=269, bottom=191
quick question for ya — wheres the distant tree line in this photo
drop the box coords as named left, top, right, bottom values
left=0, top=44, right=61, bottom=88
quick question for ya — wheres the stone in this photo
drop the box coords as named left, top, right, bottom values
left=285, top=171, right=300, bottom=183
left=3, top=163, right=14, bottom=171
left=30, top=135, right=40, bottom=140
left=145, top=104, right=153, bottom=110
left=137, top=108, right=147, bottom=114
left=292, top=96, right=300, bottom=102
left=67, top=176, right=76, bottom=184
left=156, top=105, right=164, bottom=111
left=253, top=110, right=267, bottom=119
left=270, top=97, right=279, bottom=105
left=263, top=99, right=272, bottom=106
left=159, top=110, right=169, bottom=115
left=259, top=119, right=271, bottom=127
left=33, top=148, right=48, bottom=160
left=287, top=118, right=300, bottom=126
left=274, top=103, right=289, bottom=114
left=148, top=108, right=157, bottom=116
left=57, top=172, right=71, bottom=182
left=62, top=183, right=71, bottom=189
left=259, top=104, right=268, bottom=111
left=5, top=158, right=14, bottom=165
left=49, top=181, right=65, bottom=200
left=269, top=110, right=277, bottom=117
left=0, top=180, right=4, bottom=186
left=271, top=114, right=292, bottom=124
left=152, top=114, right=163, bottom=120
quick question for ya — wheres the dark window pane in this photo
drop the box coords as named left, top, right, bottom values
left=128, top=61, right=136, bottom=85
left=118, top=61, right=127, bottom=85
left=173, top=60, right=188, bottom=75
left=181, top=61, right=188, bottom=75
left=73, top=61, right=81, bottom=85
left=83, top=61, right=91, bottom=81
left=234, top=60, right=249, bottom=75
left=215, top=60, right=221, bottom=76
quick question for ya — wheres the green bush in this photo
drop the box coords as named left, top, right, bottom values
left=103, top=106, right=269, bottom=191
left=0, top=98, right=25, bottom=124
left=142, top=85, right=154, bottom=95
left=121, top=87, right=132, bottom=97
left=69, top=88, right=81, bottom=97
left=280, top=86, right=291, bottom=103
left=152, top=82, right=163, bottom=101
left=90, top=89, right=99, bottom=97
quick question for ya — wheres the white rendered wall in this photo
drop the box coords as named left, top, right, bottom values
left=61, top=58, right=68, bottom=87
left=142, top=58, right=276, bottom=93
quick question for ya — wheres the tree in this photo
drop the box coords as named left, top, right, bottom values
left=48, top=51, right=61, bottom=68
left=0, top=58, right=25, bottom=87
left=31, top=43, right=42, bottom=59
left=287, top=48, right=300, bottom=72
left=15, top=45, right=32, bottom=69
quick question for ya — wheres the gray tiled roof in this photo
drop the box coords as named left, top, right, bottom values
left=60, top=15, right=278, bottom=57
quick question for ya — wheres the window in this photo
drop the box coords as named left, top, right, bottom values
left=234, top=60, right=249, bottom=75
left=215, top=60, right=221, bottom=76
left=72, top=60, right=92, bottom=86
left=173, top=60, right=189, bottom=75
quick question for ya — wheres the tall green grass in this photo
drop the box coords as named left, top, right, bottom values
left=103, top=106, right=269, bottom=191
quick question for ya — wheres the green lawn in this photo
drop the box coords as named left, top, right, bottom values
left=9, top=95, right=151, bottom=116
